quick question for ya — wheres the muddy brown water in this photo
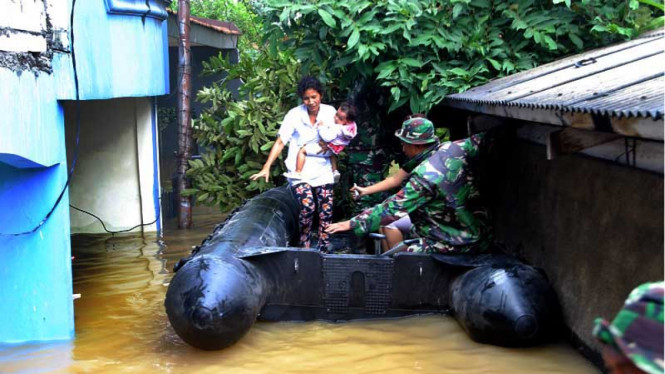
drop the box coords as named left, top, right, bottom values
left=0, top=212, right=599, bottom=373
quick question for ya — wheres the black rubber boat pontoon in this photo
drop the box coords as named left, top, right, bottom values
left=165, top=186, right=560, bottom=350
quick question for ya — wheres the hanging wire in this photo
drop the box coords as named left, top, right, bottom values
left=69, top=205, right=157, bottom=235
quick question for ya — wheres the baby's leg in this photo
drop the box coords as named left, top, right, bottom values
left=295, top=147, right=308, bottom=173
left=304, top=143, right=332, bottom=158
left=330, top=155, right=338, bottom=171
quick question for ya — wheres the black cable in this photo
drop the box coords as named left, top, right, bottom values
left=0, top=0, right=80, bottom=237
left=70, top=205, right=158, bottom=235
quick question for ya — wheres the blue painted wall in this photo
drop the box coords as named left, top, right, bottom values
left=0, top=69, right=73, bottom=342
left=63, top=1, right=170, bottom=101
left=0, top=162, right=73, bottom=342
left=0, top=0, right=169, bottom=343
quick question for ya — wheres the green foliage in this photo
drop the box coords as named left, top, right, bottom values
left=182, top=0, right=264, bottom=56
left=262, top=0, right=663, bottom=114
left=157, top=107, right=176, bottom=132
left=187, top=50, right=301, bottom=211
left=186, top=0, right=662, bottom=211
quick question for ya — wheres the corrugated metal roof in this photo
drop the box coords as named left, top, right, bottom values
left=445, top=30, right=664, bottom=120
left=190, top=16, right=241, bottom=35
left=166, top=9, right=241, bottom=35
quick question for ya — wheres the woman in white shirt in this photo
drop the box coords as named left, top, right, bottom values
left=250, top=77, right=336, bottom=251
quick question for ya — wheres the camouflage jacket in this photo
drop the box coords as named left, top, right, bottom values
left=349, top=133, right=491, bottom=253
left=594, top=282, right=664, bottom=374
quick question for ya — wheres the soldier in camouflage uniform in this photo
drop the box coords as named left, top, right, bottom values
left=327, top=117, right=491, bottom=254
left=344, top=82, right=398, bottom=215
left=346, top=123, right=391, bottom=212
left=593, top=282, right=664, bottom=374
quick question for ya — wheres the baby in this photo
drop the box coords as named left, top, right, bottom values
left=285, top=102, right=357, bottom=182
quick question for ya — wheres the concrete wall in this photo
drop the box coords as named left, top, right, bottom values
left=0, top=0, right=168, bottom=343
left=487, top=129, right=664, bottom=356
left=65, top=98, right=161, bottom=234
left=0, top=0, right=74, bottom=344
left=0, top=130, right=74, bottom=344
left=69, top=1, right=170, bottom=100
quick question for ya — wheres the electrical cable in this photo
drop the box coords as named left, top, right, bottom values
left=0, top=0, right=81, bottom=237
left=69, top=205, right=157, bottom=235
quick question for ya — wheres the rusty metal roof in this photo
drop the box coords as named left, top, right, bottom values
left=166, top=9, right=241, bottom=35
left=445, top=30, right=664, bottom=120
left=190, top=16, right=241, bottom=35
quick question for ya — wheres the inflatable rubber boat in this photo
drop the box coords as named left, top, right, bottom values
left=165, top=186, right=560, bottom=350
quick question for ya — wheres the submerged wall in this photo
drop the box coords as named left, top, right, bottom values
left=0, top=0, right=74, bottom=344
left=65, top=98, right=160, bottom=234
left=0, top=76, right=74, bottom=342
left=488, top=131, right=664, bottom=357
left=0, top=0, right=168, bottom=343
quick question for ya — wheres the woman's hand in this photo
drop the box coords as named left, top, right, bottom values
left=325, top=220, right=351, bottom=234
left=250, top=138, right=285, bottom=182
left=350, top=184, right=368, bottom=198
left=249, top=168, right=270, bottom=182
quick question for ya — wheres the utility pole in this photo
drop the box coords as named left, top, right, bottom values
left=176, top=0, right=192, bottom=229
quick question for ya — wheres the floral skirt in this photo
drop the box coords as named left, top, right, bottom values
left=293, top=183, right=334, bottom=251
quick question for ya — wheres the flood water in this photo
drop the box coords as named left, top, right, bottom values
left=0, top=211, right=599, bottom=373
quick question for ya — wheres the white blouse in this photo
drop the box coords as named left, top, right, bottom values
left=278, top=103, right=336, bottom=187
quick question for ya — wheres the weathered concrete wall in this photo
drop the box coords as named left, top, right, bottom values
left=64, top=98, right=160, bottom=234
left=0, top=0, right=70, bottom=73
left=70, top=1, right=170, bottom=100
left=0, top=0, right=169, bottom=344
left=488, top=133, right=664, bottom=356
left=0, top=0, right=75, bottom=344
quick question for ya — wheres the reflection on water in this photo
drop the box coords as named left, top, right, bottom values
left=0, top=211, right=599, bottom=373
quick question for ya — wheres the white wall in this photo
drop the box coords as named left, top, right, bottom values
left=65, top=97, right=161, bottom=234
left=0, top=0, right=69, bottom=53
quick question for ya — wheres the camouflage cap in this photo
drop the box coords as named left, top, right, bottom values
left=593, top=282, right=664, bottom=374
left=394, top=118, right=438, bottom=145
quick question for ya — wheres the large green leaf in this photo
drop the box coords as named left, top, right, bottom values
left=318, top=9, right=337, bottom=28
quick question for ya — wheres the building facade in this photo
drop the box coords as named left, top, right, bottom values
left=0, top=0, right=170, bottom=343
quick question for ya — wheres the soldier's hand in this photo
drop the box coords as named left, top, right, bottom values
left=350, top=184, right=367, bottom=199
left=325, top=221, right=351, bottom=234
left=249, top=168, right=270, bottom=182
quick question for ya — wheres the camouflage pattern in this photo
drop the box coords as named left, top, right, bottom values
left=394, top=118, right=438, bottom=145
left=349, top=133, right=491, bottom=253
left=400, top=141, right=440, bottom=174
left=593, top=282, right=664, bottom=374
left=346, top=116, right=393, bottom=214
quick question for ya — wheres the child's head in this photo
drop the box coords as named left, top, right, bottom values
left=334, top=102, right=357, bottom=125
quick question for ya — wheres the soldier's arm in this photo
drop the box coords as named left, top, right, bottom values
left=350, top=177, right=433, bottom=236
left=353, top=168, right=409, bottom=197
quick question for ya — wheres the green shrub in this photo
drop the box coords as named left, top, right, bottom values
left=262, top=0, right=663, bottom=114
left=183, top=50, right=302, bottom=211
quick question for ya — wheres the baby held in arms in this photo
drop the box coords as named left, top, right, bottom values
left=284, top=102, right=357, bottom=182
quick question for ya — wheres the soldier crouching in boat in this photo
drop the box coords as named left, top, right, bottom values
left=326, top=117, right=491, bottom=254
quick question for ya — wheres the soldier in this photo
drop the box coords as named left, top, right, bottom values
left=326, top=117, right=491, bottom=254
left=593, top=282, right=664, bottom=374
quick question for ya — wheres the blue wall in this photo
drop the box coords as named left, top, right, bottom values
left=0, top=162, right=73, bottom=342
left=0, top=69, right=73, bottom=342
left=0, top=0, right=169, bottom=343
left=63, top=1, right=170, bottom=101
